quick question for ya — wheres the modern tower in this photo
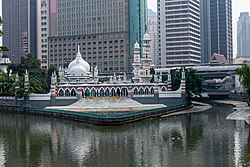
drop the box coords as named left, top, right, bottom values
left=237, top=12, right=250, bottom=57
left=37, top=0, right=51, bottom=69
left=210, top=0, right=233, bottom=63
left=148, top=9, right=159, bottom=66
left=48, top=0, right=147, bottom=73
left=158, top=0, right=201, bottom=67
left=2, top=0, right=37, bottom=63
left=200, top=0, right=211, bottom=63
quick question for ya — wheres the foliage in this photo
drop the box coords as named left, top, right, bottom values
left=6, top=54, right=58, bottom=97
left=236, top=64, right=250, bottom=103
left=162, top=68, right=203, bottom=98
left=150, top=67, right=155, bottom=83
left=0, top=72, right=16, bottom=96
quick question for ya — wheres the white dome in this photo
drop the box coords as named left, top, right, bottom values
left=68, top=49, right=90, bottom=72
left=134, top=41, right=140, bottom=49
left=143, top=33, right=150, bottom=40
left=69, top=60, right=88, bottom=76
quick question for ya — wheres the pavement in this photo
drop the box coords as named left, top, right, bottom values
left=161, top=101, right=212, bottom=117
left=46, top=98, right=166, bottom=113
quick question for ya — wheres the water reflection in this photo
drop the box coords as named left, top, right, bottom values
left=0, top=103, right=249, bottom=167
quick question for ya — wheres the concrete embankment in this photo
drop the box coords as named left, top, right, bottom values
left=0, top=98, right=217, bottom=125
left=30, top=104, right=192, bottom=125
left=216, top=100, right=250, bottom=125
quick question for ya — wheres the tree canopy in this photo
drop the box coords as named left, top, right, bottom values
left=236, top=64, right=250, bottom=101
left=7, top=54, right=57, bottom=97
left=163, top=68, right=203, bottom=99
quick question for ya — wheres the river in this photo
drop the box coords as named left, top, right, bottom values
left=0, top=103, right=249, bottom=167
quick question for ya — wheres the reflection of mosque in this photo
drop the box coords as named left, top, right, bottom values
left=0, top=109, right=250, bottom=166
left=49, top=33, right=185, bottom=105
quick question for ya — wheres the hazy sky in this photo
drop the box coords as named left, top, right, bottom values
left=147, top=0, right=250, bottom=57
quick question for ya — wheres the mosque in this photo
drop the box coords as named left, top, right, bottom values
left=47, top=33, right=187, bottom=107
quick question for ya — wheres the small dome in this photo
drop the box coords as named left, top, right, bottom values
left=143, top=33, right=150, bottom=40
left=134, top=42, right=140, bottom=49
left=68, top=49, right=90, bottom=72
left=69, top=60, right=88, bottom=76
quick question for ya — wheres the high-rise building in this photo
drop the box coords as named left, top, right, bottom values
left=237, top=12, right=250, bottom=57
left=48, top=0, right=147, bottom=73
left=200, top=0, right=211, bottom=63
left=147, top=9, right=159, bottom=66
left=157, top=0, right=201, bottom=67
left=2, top=0, right=37, bottom=63
left=210, top=0, right=233, bottom=63
left=37, top=0, right=51, bottom=69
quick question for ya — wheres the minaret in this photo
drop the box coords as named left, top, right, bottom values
left=132, top=41, right=142, bottom=83
left=24, top=70, right=29, bottom=94
left=50, top=71, right=57, bottom=97
left=141, top=33, right=152, bottom=83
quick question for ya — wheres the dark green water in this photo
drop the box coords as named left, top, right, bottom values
left=0, top=103, right=249, bottom=167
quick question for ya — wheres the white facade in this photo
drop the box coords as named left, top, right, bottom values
left=157, top=0, right=201, bottom=67
left=37, top=0, right=50, bottom=69
left=132, top=33, right=152, bottom=83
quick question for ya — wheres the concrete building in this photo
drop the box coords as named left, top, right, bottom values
left=37, top=0, right=51, bottom=69
left=2, top=0, right=37, bottom=63
left=157, top=0, right=201, bottom=67
left=200, top=0, right=211, bottom=63
left=48, top=0, right=147, bottom=73
left=210, top=0, right=233, bottom=63
left=147, top=9, right=159, bottom=66
left=237, top=12, right=250, bottom=57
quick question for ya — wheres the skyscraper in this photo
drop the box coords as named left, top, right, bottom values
left=148, top=9, right=159, bottom=66
left=158, top=0, right=201, bottom=67
left=48, top=0, right=147, bottom=72
left=2, top=0, right=37, bottom=63
left=237, top=12, right=250, bottom=57
left=209, top=0, right=233, bottom=63
left=200, top=0, right=211, bottom=63
left=37, top=0, right=51, bottom=69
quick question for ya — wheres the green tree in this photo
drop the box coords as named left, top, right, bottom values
left=150, top=67, right=155, bottom=83
left=7, top=54, right=51, bottom=97
left=236, top=64, right=250, bottom=104
left=162, top=68, right=203, bottom=98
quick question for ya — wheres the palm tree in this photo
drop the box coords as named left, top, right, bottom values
left=236, top=64, right=250, bottom=104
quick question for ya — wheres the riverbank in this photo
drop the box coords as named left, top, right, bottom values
left=0, top=99, right=214, bottom=125
left=215, top=100, right=250, bottom=123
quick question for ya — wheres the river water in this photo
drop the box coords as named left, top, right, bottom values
left=0, top=103, right=250, bottom=167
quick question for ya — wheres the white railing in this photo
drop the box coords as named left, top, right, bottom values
left=0, top=96, right=15, bottom=100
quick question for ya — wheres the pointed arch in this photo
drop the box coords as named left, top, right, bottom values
left=161, top=86, right=167, bottom=92
left=133, top=87, right=139, bottom=95
left=85, top=88, right=90, bottom=97
left=116, top=87, right=121, bottom=96
left=139, top=87, right=144, bottom=94
left=150, top=87, right=154, bottom=94
left=58, top=89, right=64, bottom=96
left=71, top=89, right=77, bottom=96
left=91, top=88, right=96, bottom=97
left=145, top=87, right=149, bottom=94
left=121, top=87, right=128, bottom=97
left=65, top=89, right=70, bottom=96
left=111, top=88, right=116, bottom=96
left=100, top=88, right=105, bottom=97
left=105, top=88, right=110, bottom=97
